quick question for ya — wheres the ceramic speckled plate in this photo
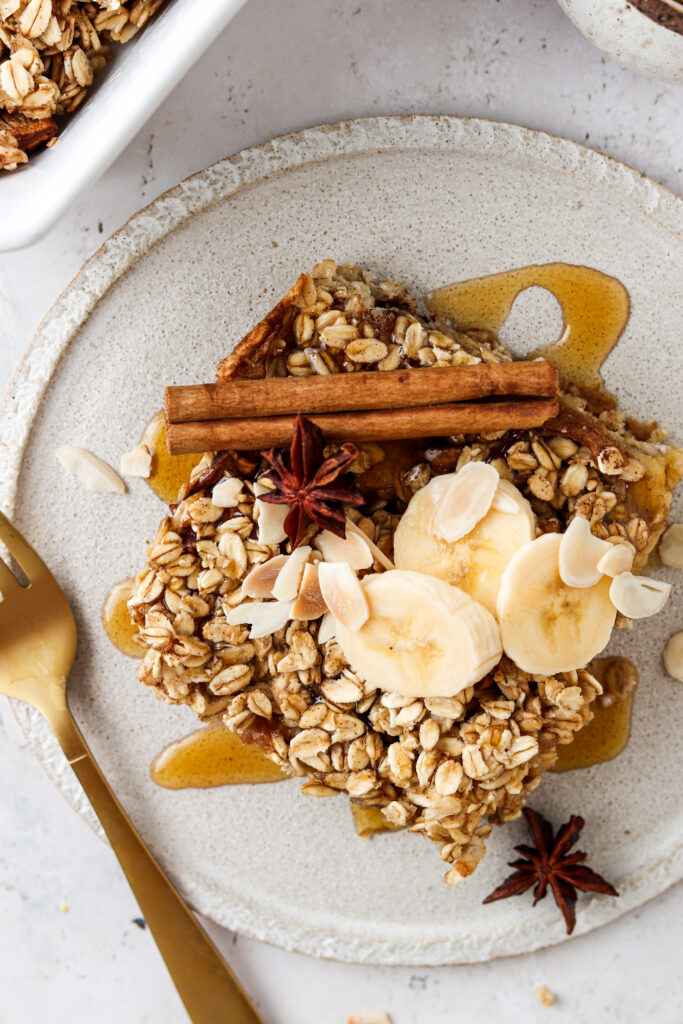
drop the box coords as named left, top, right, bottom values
left=2, top=117, right=682, bottom=966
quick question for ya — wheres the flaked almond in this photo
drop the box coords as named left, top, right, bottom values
left=120, top=443, right=152, bottom=478
left=212, top=476, right=244, bottom=508
left=291, top=562, right=327, bottom=620
left=56, top=445, right=125, bottom=494
left=659, top=523, right=683, bottom=569
left=225, top=599, right=292, bottom=639
left=317, top=611, right=336, bottom=645
left=596, top=542, right=634, bottom=578
left=314, top=528, right=373, bottom=570
left=242, top=554, right=288, bottom=598
left=254, top=481, right=288, bottom=546
left=490, top=481, right=522, bottom=514
left=344, top=517, right=394, bottom=570
left=272, top=545, right=311, bottom=601
left=430, top=462, right=499, bottom=543
left=663, top=631, right=683, bottom=682
left=609, top=572, right=670, bottom=619
left=559, top=516, right=611, bottom=588
left=318, top=562, right=369, bottom=632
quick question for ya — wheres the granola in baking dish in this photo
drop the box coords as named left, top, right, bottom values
left=0, top=0, right=166, bottom=170
left=129, top=261, right=682, bottom=886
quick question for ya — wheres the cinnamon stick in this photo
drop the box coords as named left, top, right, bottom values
left=165, top=361, right=558, bottom=424
left=165, top=399, right=559, bottom=455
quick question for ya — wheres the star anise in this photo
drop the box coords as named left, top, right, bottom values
left=483, top=807, right=618, bottom=934
left=259, top=413, right=365, bottom=548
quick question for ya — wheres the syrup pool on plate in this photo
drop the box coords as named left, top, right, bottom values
left=426, top=262, right=630, bottom=388
left=102, top=578, right=142, bottom=658
left=551, top=656, right=639, bottom=773
left=141, top=409, right=201, bottom=505
left=150, top=725, right=401, bottom=837
left=150, top=722, right=288, bottom=789
left=350, top=804, right=402, bottom=838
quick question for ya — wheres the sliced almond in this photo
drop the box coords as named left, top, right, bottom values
left=559, top=516, right=612, bottom=588
left=291, top=562, right=327, bottom=620
left=659, top=523, right=683, bottom=569
left=256, top=501, right=288, bottom=545
left=212, top=476, right=244, bottom=508
left=317, top=611, right=336, bottom=645
left=314, top=528, right=373, bottom=570
left=596, top=542, right=634, bottom=578
left=345, top=518, right=394, bottom=571
left=609, top=572, right=671, bottom=619
left=254, top=481, right=288, bottom=546
left=119, top=443, right=152, bottom=479
left=490, top=481, right=522, bottom=514
left=56, top=445, right=126, bottom=494
left=663, top=631, right=683, bottom=682
left=318, top=562, right=369, bottom=632
left=271, top=545, right=311, bottom=601
left=225, top=599, right=292, bottom=639
left=430, top=462, right=499, bottom=543
left=242, top=554, right=288, bottom=598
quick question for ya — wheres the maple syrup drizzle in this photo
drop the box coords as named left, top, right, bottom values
left=350, top=804, right=402, bottom=838
left=151, top=722, right=289, bottom=789
left=102, top=578, right=143, bottom=658
left=426, top=263, right=630, bottom=388
left=150, top=725, right=399, bottom=838
left=141, top=409, right=201, bottom=506
left=551, top=657, right=639, bottom=773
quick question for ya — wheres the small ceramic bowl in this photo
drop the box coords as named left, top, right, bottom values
left=556, top=0, right=683, bottom=81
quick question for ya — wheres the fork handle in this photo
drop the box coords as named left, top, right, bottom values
left=54, top=710, right=264, bottom=1024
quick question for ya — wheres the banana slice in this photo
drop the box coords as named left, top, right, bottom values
left=497, top=533, right=616, bottom=675
left=394, top=474, right=535, bottom=617
left=334, top=569, right=502, bottom=698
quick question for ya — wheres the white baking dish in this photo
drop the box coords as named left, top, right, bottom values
left=0, top=0, right=248, bottom=252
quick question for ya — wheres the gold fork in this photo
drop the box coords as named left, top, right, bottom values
left=0, top=511, right=264, bottom=1024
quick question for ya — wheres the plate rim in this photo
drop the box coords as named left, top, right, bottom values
left=2, top=114, right=682, bottom=965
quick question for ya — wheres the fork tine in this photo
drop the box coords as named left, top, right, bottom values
left=0, top=510, right=47, bottom=582
left=0, top=551, right=21, bottom=595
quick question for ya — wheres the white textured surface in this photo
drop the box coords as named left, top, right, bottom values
left=1, top=0, right=682, bottom=1019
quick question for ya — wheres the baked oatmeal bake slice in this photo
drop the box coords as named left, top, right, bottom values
left=129, top=261, right=683, bottom=886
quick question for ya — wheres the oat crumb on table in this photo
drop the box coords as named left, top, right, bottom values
left=536, top=985, right=555, bottom=1007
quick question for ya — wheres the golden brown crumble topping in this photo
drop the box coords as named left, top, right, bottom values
left=129, top=261, right=682, bottom=886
